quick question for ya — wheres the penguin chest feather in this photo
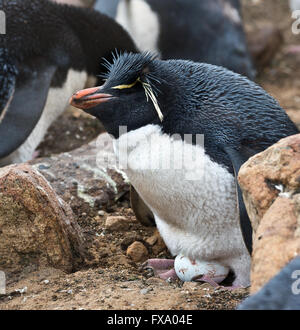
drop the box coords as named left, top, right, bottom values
left=0, top=69, right=88, bottom=166
left=115, top=0, right=160, bottom=55
left=114, top=124, right=251, bottom=286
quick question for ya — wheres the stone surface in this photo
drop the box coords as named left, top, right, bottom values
left=238, top=134, right=300, bottom=293
left=126, top=241, right=149, bottom=263
left=105, top=216, right=131, bottom=231
left=146, top=230, right=167, bottom=255
left=30, top=134, right=130, bottom=218
left=0, top=165, right=86, bottom=274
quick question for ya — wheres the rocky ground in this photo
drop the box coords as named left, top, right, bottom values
left=0, top=0, right=299, bottom=310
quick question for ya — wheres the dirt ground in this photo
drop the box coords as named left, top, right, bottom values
left=1, top=0, right=300, bottom=310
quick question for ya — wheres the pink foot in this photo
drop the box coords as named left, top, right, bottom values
left=192, top=274, right=221, bottom=288
left=143, top=259, right=178, bottom=280
left=32, top=150, right=40, bottom=159
left=192, top=275, right=245, bottom=290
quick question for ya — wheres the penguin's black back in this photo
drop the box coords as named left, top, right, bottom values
left=155, top=59, right=298, bottom=172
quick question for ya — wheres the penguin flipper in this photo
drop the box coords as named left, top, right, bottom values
left=0, top=59, right=56, bottom=158
left=0, top=49, right=18, bottom=125
left=222, top=145, right=254, bottom=255
left=130, top=185, right=156, bottom=227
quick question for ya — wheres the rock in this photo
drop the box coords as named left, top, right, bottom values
left=146, top=277, right=167, bottom=286
left=146, top=230, right=167, bottom=255
left=126, top=241, right=149, bottom=263
left=0, top=164, right=86, bottom=274
left=105, top=216, right=130, bottom=231
left=30, top=134, right=130, bottom=217
left=238, top=134, right=300, bottom=293
left=182, top=282, right=200, bottom=291
left=246, top=24, right=283, bottom=70
left=140, top=288, right=152, bottom=295
left=238, top=257, right=300, bottom=310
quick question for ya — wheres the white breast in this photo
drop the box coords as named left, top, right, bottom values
left=113, top=124, right=251, bottom=286
left=0, top=69, right=88, bottom=166
left=115, top=0, right=161, bottom=56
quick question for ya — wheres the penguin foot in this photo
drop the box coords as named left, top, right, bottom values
left=193, top=275, right=245, bottom=290
left=32, top=150, right=40, bottom=160
left=192, top=274, right=221, bottom=288
left=143, top=258, right=178, bottom=281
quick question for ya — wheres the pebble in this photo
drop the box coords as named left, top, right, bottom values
left=140, top=288, right=152, bottom=295
left=126, top=241, right=149, bottom=263
left=105, top=216, right=130, bottom=231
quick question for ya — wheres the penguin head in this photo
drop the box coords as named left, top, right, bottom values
left=70, top=52, right=170, bottom=138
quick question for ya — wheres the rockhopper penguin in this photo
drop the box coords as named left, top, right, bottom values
left=70, top=52, right=299, bottom=286
left=0, top=0, right=137, bottom=166
left=95, top=0, right=256, bottom=227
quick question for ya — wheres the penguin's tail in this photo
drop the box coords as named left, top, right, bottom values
left=0, top=48, right=18, bottom=124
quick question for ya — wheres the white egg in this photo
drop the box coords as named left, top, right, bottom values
left=174, top=254, right=230, bottom=283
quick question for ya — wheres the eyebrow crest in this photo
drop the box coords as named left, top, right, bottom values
left=112, top=79, right=139, bottom=90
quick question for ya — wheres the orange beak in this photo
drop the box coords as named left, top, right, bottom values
left=69, top=87, right=113, bottom=110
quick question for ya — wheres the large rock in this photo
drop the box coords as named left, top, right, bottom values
left=0, top=165, right=86, bottom=274
left=238, top=134, right=300, bottom=293
left=30, top=134, right=130, bottom=217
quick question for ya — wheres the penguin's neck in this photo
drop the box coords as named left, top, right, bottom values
left=62, top=6, right=138, bottom=75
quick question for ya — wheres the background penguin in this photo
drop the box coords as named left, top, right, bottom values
left=238, top=257, right=300, bottom=310
left=94, top=0, right=120, bottom=18
left=94, top=0, right=255, bottom=79
left=70, top=52, right=298, bottom=286
left=0, top=0, right=137, bottom=166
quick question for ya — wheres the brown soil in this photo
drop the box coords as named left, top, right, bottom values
left=0, top=0, right=299, bottom=310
